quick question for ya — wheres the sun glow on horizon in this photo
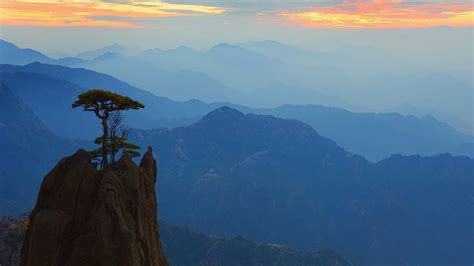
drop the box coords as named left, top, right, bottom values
left=0, top=0, right=226, bottom=28
left=1, top=0, right=472, bottom=29
left=278, top=0, right=474, bottom=29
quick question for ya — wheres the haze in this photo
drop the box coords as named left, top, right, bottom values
left=1, top=0, right=473, bottom=133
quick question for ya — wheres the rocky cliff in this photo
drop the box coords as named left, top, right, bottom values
left=20, top=148, right=168, bottom=266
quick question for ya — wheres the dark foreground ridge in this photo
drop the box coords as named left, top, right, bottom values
left=159, top=221, right=353, bottom=266
left=20, top=148, right=168, bottom=266
left=1, top=216, right=352, bottom=266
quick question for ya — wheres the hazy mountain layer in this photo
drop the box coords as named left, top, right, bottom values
left=1, top=62, right=471, bottom=160
left=256, top=104, right=474, bottom=161
left=0, top=85, right=81, bottom=214
left=2, top=39, right=470, bottom=131
left=0, top=63, right=250, bottom=139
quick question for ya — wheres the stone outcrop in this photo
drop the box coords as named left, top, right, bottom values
left=20, top=147, right=168, bottom=266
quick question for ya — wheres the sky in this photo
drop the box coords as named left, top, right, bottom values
left=0, top=0, right=472, bottom=132
left=0, top=0, right=472, bottom=66
left=1, top=0, right=473, bottom=29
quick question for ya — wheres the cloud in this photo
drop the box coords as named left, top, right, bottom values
left=1, top=0, right=472, bottom=28
left=0, top=0, right=226, bottom=27
left=277, top=0, right=474, bottom=28
left=164, top=0, right=348, bottom=14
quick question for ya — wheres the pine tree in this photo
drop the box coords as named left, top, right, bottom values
left=72, top=89, right=144, bottom=169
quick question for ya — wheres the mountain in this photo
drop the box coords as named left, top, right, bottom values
left=2, top=39, right=471, bottom=128
left=93, top=42, right=299, bottom=98
left=131, top=107, right=474, bottom=266
left=1, top=216, right=351, bottom=266
left=0, top=63, right=250, bottom=139
left=134, top=46, right=202, bottom=72
left=0, top=40, right=53, bottom=65
left=69, top=52, right=242, bottom=103
left=76, top=43, right=141, bottom=59
left=203, top=43, right=281, bottom=88
left=0, top=84, right=80, bottom=214
left=0, top=82, right=471, bottom=264
left=1, top=62, right=471, bottom=160
left=79, top=41, right=474, bottom=127
left=389, top=103, right=473, bottom=135
left=0, top=71, right=98, bottom=139
left=246, top=82, right=348, bottom=108
left=256, top=104, right=474, bottom=161
left=138, top=43, right=283, bottom=89
left=0, top=40, right=242, bottom=103
left=237, top=40, right=323, bottom=67
left=0, top=146, right=351, bottom=266
left=141, top=69, right=240, bottom=102
left=159, top=221, right=352, bottom=266
left=355, top=71, right=473, bottom=132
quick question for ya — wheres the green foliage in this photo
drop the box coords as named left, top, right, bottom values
left=5, top=228, right=25, bottom=250
left=5, top=217, right=28, bottom=251
left=72, top=89, right=144, bottom=169
left=72, top=89, right=144, bottom=112
left=123, top=148, right=141, bottom=158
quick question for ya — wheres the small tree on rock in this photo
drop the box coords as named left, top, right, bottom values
left=108, top=111, right=141, bottom=162
left=72, top=89, right=144, bottom=169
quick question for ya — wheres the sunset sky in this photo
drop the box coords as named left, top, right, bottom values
left=1, top=0, right=472, bottom=28
left=0, top=0, right=472, bottom=57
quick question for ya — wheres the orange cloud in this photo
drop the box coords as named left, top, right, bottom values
left=278, top=0, right=474, bottom=28
left=0, top=0, right=226, bottom=28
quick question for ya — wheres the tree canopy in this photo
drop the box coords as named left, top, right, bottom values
left=72, top=89, right=144, bottom=115
left=72, top=89, right=144, bottom=169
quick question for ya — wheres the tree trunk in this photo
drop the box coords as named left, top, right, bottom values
left=111, top=134, right=116, bottom=163
left=101, top=115, right=109, bottom=169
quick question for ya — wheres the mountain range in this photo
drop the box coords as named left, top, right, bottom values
left=0, top=63, right=250, bottom=139
left=0, top=39, right=473, bottom=265
left=0, top=83, right=472, bottom=264
left=256, top=104, right=474, bottom=161
left=2, top=38, right=471, bottom=135
left=131, top=107, right=473, bottom=265
left=0, top=62, right=472, bottom=160
left=76, top=43, right=141, bottom=59
left=0, top=40, right=53, bottom=66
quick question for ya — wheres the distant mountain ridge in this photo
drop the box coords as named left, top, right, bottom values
left=0, top=40, right=242, bottom=103
left=0, top=62, right=472, bottom=160
left=76, top=43, right=141, bottom=59
left=0, top=40, right=53, bottom=65
left=1, top=38, right=471, bottom=134
left=256, top=104, right=474, bottom=160
left=0, top=62, right=251, bottom=139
